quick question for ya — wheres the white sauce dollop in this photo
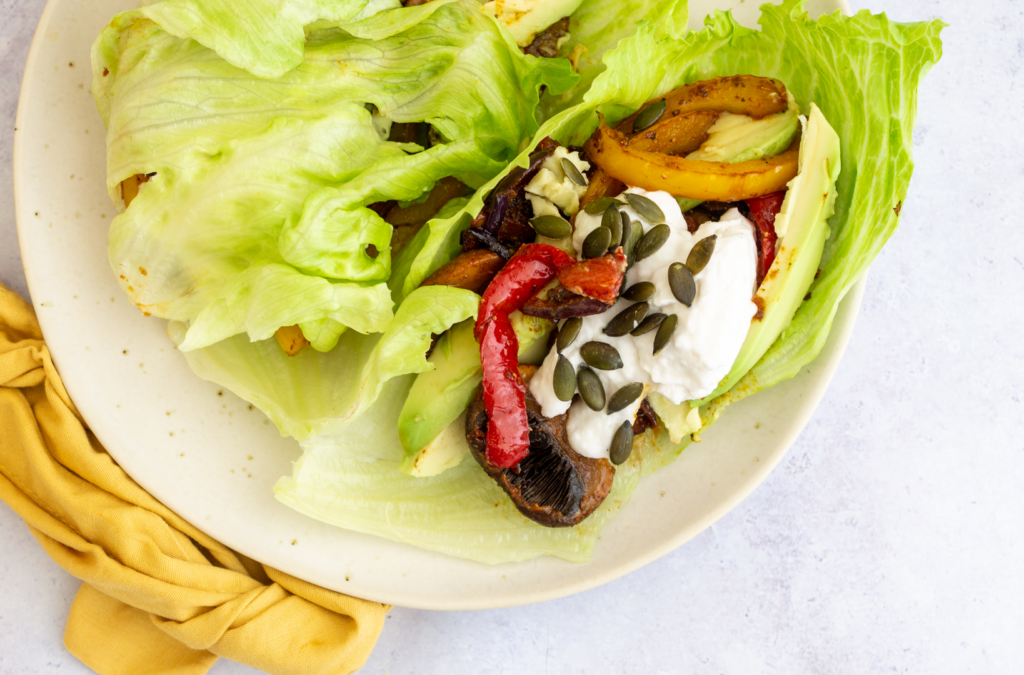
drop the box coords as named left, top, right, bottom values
left=529, top=188, right=758, bottom=459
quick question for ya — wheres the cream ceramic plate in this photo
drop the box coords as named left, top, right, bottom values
left=15, top=0, right=854, bottom=609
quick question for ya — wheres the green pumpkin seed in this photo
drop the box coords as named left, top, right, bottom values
left=622, top=281, right=655, bottom=302
left=530, top=215, right=571, bottom=239
left=631, top=312, right=667, bottom=336
left=583, top=197, right=616, bottom=215
left=632, top=99, right=667, bottom=133
left=577, top=366, right=606, bottom=411
left=553, top=354, right=577, bottom=402
left=653, top=313, right=678, bottom=356
left=607, top=382, right=644, bottom=414
left=556, top=317, right=582, bottom=354
left=580, top=341, right=623, bottom=371
left=560, top=157, right=587, bottom=187
left=609, top=421, right=635, bottom=465
left=624, top=193, right=665, bottom=224
left=686, top=234, right=718, bottom=275
left=625, top=219, right=644, bottom=265
left=602, top=205, right=622, bottom=249
left=634, top=224, right=671, bottom=263
left=582, top=227, right=612, bottom=259
left=668, top=262, right=696, bottom=307
left=604, top=302, right=650, bottom=337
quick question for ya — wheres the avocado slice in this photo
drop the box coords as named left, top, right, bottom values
left=398, top=311, right=552, bottom=476
left=647, top=392, right=702, bottom=445
left=677, top=92, right=800, bottom=213
left=399, top=413, right=471, bottom=477
left=697, top=103, right=841, bottom=405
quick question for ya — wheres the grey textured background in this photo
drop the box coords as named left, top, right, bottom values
left=3, top=0, right=1022, bottom=673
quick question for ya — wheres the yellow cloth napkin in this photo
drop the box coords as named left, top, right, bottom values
left=0, top=283, right=389, bottom=675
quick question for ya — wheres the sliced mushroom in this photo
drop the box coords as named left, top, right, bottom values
left=466, top=365, right=616, bottom=527
left=421, top=249, right=506, bottom=294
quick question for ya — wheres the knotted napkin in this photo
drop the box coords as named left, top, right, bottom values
left=0, top=283, right=388, bottom=675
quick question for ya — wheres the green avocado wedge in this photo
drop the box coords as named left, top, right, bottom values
left=398, top=312, right=553, bottom=475
left=676, top=93, right=799, bottom=213
left=697, top=103, right=841, bottom=406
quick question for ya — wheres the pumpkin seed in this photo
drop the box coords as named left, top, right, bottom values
left=631, top=312, right=666, bottom=336
left=625, top=219, right=644, bottom=265
left=609, top=421, right=635, bottom=465
left=556, top=317, right=582, bottom=353
left=553, top=354, right=577, bottom=402
left=622, top=281, right=655, bottom=302
left=583, top=197, right=616, bottom=215
left=617, top=218, right=630, bottom=254
left=582, top=227, right=612, bottom=259
left=608, top=382, right=644, bottom=414
left=561, top=157, right=587, bottom=187
left=580, top=341, right=623, bottom=371
left=634, top=224, right=671, bottom=262
left=530, top=215, right=571, bottom=239
left=686, top=234, right=718, bottom=275
left=653, top=313, right=678, bottom=355
left=604, top=302, right=650, bottom=337
left=668, top=262, right=696, bottom=306
left=624, top=193, right=665, bottom=224
left=632, top=99, right=667, bottom=133
left=602, top=205, right=622, bottom=249
left=577, top=366, right=606, bottom=411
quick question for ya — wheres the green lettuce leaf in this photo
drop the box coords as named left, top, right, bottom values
left=274, top=374, right=642, bottom=564
left=94, top=0, right=577, bottom=352
left=174, top=285, right=480, bottom=440
left=537, top=0, right=690, bottom=119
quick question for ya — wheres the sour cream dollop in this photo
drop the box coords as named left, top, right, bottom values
left=529, top=188, right=759, bottom=459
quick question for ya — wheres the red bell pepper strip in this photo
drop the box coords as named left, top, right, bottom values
left=745, top=191, right=786, bottom=284
left=557, top=248, right=627, bottom=305
left=475, top=243, right=575, bottom=468
left=475, top=244, right=575, bottom=339
left=478, top=312, right=530, bottom=469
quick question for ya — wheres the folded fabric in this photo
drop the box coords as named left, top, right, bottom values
left=0, top=283, right=388, bottom=675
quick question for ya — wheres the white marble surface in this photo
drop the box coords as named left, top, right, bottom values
left=2, top=0, right=1022, bottom=673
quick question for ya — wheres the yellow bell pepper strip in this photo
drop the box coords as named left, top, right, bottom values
left=580, top=110, right=720, bottom=209
left=588, top=123, right=800, bottom=202
left=615, top=75, right=789, bottom=134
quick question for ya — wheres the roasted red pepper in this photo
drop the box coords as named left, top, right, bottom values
left=745, top=191, right=786, bottom=284
left=478, top=312, right=529, bottom=469
left=556, top=248, right=628, bottom=305
left=475, top=244, right=575, bottom=338
left=476, top=244, right=576, bottom=468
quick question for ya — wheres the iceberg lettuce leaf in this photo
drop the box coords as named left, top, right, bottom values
left=175, top=285, right=479, bottom=440
left=94, top=0, right=577, bottom=351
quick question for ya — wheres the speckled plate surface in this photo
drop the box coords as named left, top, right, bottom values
left=14, top=0, right=854, bottom=610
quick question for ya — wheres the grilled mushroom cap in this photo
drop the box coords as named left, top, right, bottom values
left=465, top=366, right=616, bottom=527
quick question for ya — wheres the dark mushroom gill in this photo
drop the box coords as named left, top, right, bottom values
left=466, top=366, right=616, bottom=528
